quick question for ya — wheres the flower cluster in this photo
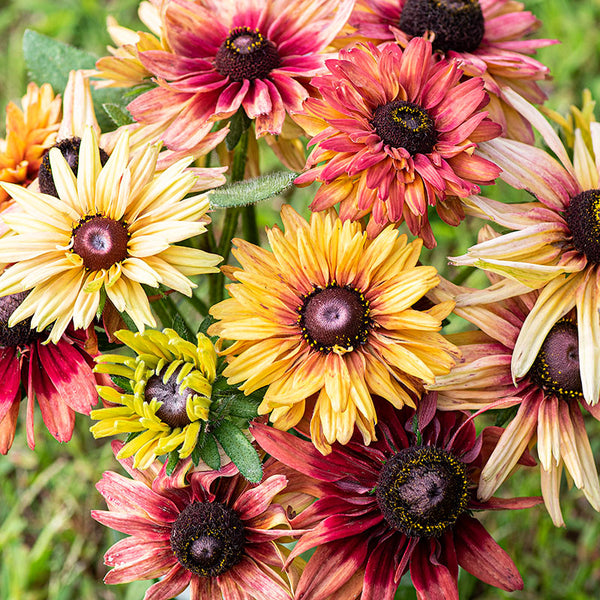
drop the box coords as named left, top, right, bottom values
left=0, top=0, right=598, bottom=599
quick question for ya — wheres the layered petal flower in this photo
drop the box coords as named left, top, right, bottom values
left=252, top=398, right=540, bottom=599
left=294, top=39, right=501, bottom=247
left=93, top=441, right=304, bottom=600
left=208, top=205, right=459, bottom=453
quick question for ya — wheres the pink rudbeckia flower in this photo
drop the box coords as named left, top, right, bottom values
left=252, top=398, right=540, bottom=600
left=347, top=0, right=556, bottom=142
left=93, top=441, right=304, bottom=600
left=294, top=39, right=501, bottom=247
left=0, top=291, right=98, bottom=453
left=127, top=0, right=355, bottom=148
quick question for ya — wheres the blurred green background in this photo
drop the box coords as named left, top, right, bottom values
left=1, top=0, right=600, bottom=598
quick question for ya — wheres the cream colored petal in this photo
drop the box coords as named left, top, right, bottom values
left=576, top=271, right=600, bottom=405
left=570, top=404, right=600, bottom=510
left=573, top=129, right=598, bottom=189
left=49, top=146, right=80, bottom=213
left=95, top=129, right=130, bottom=214
left=512, top=272, right=583, bottom=381
left=120, top=257, right=161, bottom=287
left=156, top=246, right=222, bottom=275
left=537, top=395, right=560, bottom=471
left=540, top=462, right=565, bottom=527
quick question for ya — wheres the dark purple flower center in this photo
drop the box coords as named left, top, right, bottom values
left=72, top=215, right=129, bottom=271
left=215, top=27, right=281, bottom=82
left=371, top=101, right=438, bottom=154
left=565, top=189, right=600, bottom=263
left=38, top=137, right=110, bottom=198
left=298, top=285, right=371, bottom=353
left=376, top=446, right=469, bottom=538
left=528, top=319, right=583, bottom=401
left=170, top=501, right=245, bottom=577
left=399, top=0, right=485, bottom=53
left=0, top=292, right=40, bottom=348
left=145, top=364, right=193, bottom=429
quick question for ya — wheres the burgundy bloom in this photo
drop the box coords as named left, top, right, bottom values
left=252, top=396, right=540, bottom=599
left=0, top=291, right=99, bottom=453
left=93, top=441, right=306, bottom=600
left=127, top=0, right=355, bottom=148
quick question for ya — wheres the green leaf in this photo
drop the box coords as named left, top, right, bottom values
left=96, top=288, right=107, bottom=320
left=109, top=374, right=133, bottom=394
left=213, top=421, right=262, bottom=483
left=225, top=108, right=252, bottom=151
left=199, top=434, right=221, bottom=471
left=165, top=451, right=179, bottom=476
left=208, top=171, right=297, bottom=209
left=197, top=314, right=218, bottom=339
left=494, top=405, right=519, bottom=427
left=22, top=30, right=131, bottom=132
left=226, top=395, right=261, bottom=419
left=102, top=103, right=135, bottom=127
left=172, top=313, right=196, bottom=344
left=119, top=310, right=138, bottom=333
left=124, top=431, right=142, bottom=443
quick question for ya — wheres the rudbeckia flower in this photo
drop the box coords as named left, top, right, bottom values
left=91, top=328, right=216, bottom=469
left=208, top=205, right=458, bottom=453
left=252, top=398, right=540, bottom=599
left=126, top=0, right=355, bottom=146
left=0, top=291, right=98, bottom=453
left=0, top=126, right=222, bottom=343
left=347, top=0, right=556, bottom=142
left=431, top=245, right=600, bottom=527
left=452, top=88, right=600, bottom=409
left=294, top=39, right=501, bottom=247
left=93, top=441, right=304, bottom=600
left=0, top=82, right=61, bottom=209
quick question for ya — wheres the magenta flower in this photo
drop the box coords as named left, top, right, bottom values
left=93, top=441, right=304, bottom=600
left=348, top=0, right=556, bottom=142
left=252, top=397, right=540, bottom=600
left=294, top=39, right=501, bottom=246
left=0, top=292, right=98, bottom=453
left=127, top=0, right=355, bottom=148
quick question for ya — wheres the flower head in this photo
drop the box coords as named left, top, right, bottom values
left=91, top=328, right=217, bottom=469
left=294, top=39, right=501, bottom=247
left=126, top=0, right=355, bottom=146
left=252, top=399, right=540, bottom=599
left=452, top=88, right=600, bottom=409
left=0, top=126, right=222, bottom=343
left=430, top=256, right=600, bottom=527
left=208, top=205, right=458, bottom=453
left=0, top=290, right=98, bottom=453
left=0, top=82, right=61, bottom=209
left=93, top=441, right=302, bottom=600
left=347, top=0, right=556, bottom=142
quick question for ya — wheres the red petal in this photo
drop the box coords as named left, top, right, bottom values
left=92, top=509, right=172, bottom=539
left=0, top=399, right=20, bottom=454
left=0, top=347, right=21, bottom=422
left=228, top=557, right=291, bottom=600
left=454, top=515, right=523, bottom=592
left=144, top=564, right=191, bottom=600
left=410, top=542, right=459, bottom=600
left=362, top=536, right=401, bottom=600
left=233, top=475, right=287, bottom=521
left=104, top=538, right=176, bottom=584
left=37, top=340, right=98, bottom=414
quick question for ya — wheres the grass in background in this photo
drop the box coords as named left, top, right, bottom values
left=1, top=0, right=600, bottom=598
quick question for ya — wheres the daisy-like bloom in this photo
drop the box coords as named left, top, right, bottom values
left=0, top=126, right=222, bottom=344
left=208, top=205, right=458, bottom=454
left=428, top=270, right=600, bottom=527
left=0, top=290, right=98, bottom=453
left=347, top=0, right=556, bottom=142
left=93, top=440, right=304, bottom=600
left=451, top=88, right=600, bottom=410
left=252, top=398, right=540, bottom=599
left=91, top=328, right=216, bottom=469
left=126, top=0, right=355, bottom=147
left=294, top=39, right=501, bottom=247
left=0, top=82, right=61, bottom=209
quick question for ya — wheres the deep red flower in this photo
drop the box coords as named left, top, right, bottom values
left=0, top=292, right=99, bottom=453
left=252, top=395, right=540, bottom=600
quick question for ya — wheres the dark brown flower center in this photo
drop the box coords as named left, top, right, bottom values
left=145, top=364, right=193, bottom=429
left=38, top=137, right=110, bottom=198
left=528, top=319, right=583, bottom=401
left=376, top=446, right=469, bottom=538
left=72, top=215, right=129, bottom=271
left=298, top=285, right=371, bottom=353
left=371, top=101, right=438, bottom=154
left=565, top=189, right=600, bottom=263
left=399, top=0, right=485, bottom=53
left=170, top=501, right=245, bottom=577
left=0, top=292, right=40, bottom=347
left=214, top=27, right=281, bottom=82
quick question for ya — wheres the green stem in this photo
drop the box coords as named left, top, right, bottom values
left=152, top=296, right=173, bottom=329
left=452, top=266, right=476, bottom=287
left=162, top=294, right=196, bottom=334
left=243, top=204, right=259, bottom=246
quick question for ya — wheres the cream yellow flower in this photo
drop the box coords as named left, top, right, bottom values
left=0, top=126, right=222, bottom=343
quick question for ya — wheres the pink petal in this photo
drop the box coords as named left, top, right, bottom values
left=144, top=564, right=192, bottom=600
left=92, top=509, right=172, bottom=539
left=228, top=556, right=291, bottom=600
left=233, top=475, right=287, bottom=521
left=103, top=538, right=176, bottom=583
